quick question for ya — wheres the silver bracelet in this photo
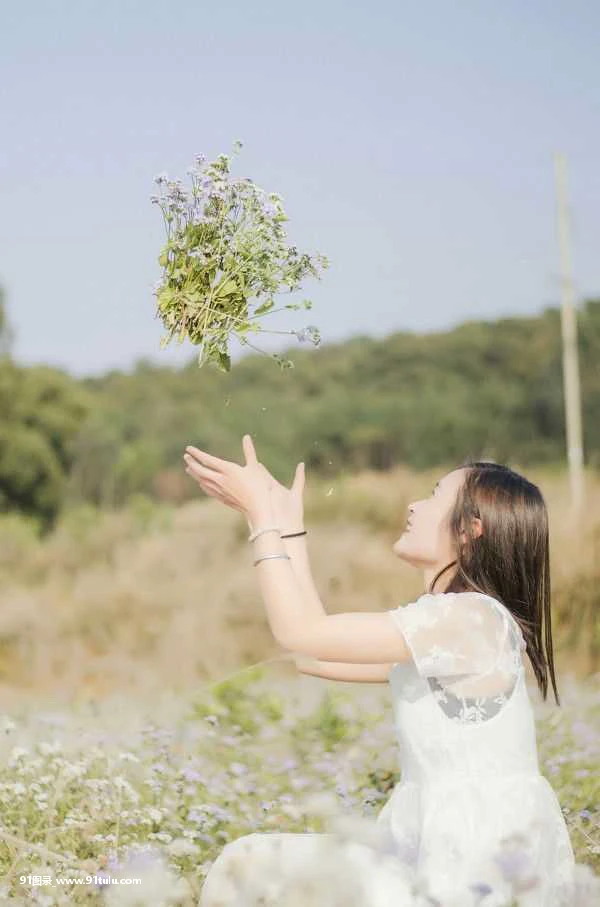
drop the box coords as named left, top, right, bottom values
left=248, top=526, right=281, bottom=543
left=253, top=553, right=291, bottom=567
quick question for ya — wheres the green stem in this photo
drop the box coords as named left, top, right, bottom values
left=187, top=299, right=297, bottom=337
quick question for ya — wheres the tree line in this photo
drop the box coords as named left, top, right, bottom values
left=1, top=287, right=599, bottom=533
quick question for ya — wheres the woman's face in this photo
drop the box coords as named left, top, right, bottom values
left=392, top=468, right=468, bottom=569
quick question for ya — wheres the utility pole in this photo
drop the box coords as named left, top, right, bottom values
left=553, top=151, right=584, bottom=517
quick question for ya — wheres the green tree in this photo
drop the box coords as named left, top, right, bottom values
left=0, top=361, right=92, bottom=528
left=0, top=284, right=15, bottom=359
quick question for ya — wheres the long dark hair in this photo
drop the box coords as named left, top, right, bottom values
left=429, top=459, right=560, bottom=706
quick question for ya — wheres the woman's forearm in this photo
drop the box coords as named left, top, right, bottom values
left=294, top=655, right=392, bottom=683
left=279, top=533, right=327, bottom=622
left=249, top=508, right=326, bottom=648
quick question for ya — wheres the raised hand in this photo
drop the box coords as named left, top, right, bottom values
left=255, top=459, right=305, bottom=533
left=183, top=435, right=272, bottom=526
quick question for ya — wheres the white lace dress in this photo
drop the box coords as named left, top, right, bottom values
left=200, top=592, right=576, bottom=907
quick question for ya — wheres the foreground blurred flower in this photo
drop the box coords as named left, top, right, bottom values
left=151, top=139, right=328, bottom=372
left=103, top=844, right=189, bottom=906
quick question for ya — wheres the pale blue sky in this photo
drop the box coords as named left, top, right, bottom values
left=1, top=0, right=599, bottom=378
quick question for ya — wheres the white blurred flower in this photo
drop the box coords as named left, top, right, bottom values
left=0, top=716, right=16, bottom=733
left=166, top=837, right=200, bottom=857
left=104, top=848, right=189, bottom=907
left=296, top=791, right=339, bottom=817
left=39, top=740, right=62, bottom=756
left=10, top=746, right=29, bottom=760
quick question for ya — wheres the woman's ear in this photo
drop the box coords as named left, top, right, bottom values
left=458, top=517, right=483, bottom=544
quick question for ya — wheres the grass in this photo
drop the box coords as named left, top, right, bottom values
left=0, top=666, right=597, bottom=903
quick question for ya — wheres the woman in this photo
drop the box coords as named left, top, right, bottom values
left=183, top=436, right=575, bottom=906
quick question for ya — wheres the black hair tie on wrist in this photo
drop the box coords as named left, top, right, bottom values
left=280, top=530, right=307, bottom=539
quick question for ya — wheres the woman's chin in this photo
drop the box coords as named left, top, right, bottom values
left=392, top=531, right=415, bottom=560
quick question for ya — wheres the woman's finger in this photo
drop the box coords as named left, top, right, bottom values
left=192, top=474, right=239, bottom=510
left=188, top=470, right=241, bottom=509
left=186, top=469, right=217, bottom=495
left=185, top=445, right=233, bottom=475
left=242, top=434, right=259, bottom=467
left=185, top=457, right=222, bottom=484
left=293, top=462, right=305, bottom=490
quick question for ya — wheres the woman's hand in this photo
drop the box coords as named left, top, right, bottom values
left=183, top=434, right=273, bottom=526
left=254, top=459, right=305, bottom=533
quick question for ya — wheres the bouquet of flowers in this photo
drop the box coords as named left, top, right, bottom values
left=151, top=139, right=328, bottom=372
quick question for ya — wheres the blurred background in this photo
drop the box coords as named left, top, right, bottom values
left=0, top=0, right=599, bottom=701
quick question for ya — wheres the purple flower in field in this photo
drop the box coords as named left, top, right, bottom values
left=469, top=881, right=494, bottom=901
left=149, top=727, right=174, bottom=741
left=572, top=720, right=598, bottom=743
left=579, top=809, right=593, bottom=820
left=261, top=800, right=276, bottom=811
left=121, top=845, right=165, bottom=872
left=495, top=848, right=531, bottom=879
left=182, top=766, right=203, bottom=783
left=187, top=808, right=207, bottom=824
left=93, top=870, right=112, bottom=889
left=494, top=835, right=539, bottom=891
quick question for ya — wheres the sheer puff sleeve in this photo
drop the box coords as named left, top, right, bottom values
left=388, top=592, right=508, bottom=678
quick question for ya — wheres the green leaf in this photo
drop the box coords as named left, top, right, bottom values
left=216, top=350, right=231, bottom=372
left=214, top=278, right=238, bottom=298
left=254, top=299, right=275, bottom=316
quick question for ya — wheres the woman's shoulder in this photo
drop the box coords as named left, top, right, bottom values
left=413, top=589, right=501, bottom=608
left=448, top=591, right=526, bottom=651
left=413, top=591, right=516, bottom=630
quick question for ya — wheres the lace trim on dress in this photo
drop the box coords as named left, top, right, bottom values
left=389, top=592, right=525, bottom=725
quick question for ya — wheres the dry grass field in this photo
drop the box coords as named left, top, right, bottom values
left=0, top=462, right=598, bottom=701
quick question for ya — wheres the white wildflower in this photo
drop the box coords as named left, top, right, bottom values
left=39, top=740, right=62, bottom=756
left=104, top=848, right=189, bottom=907
left=166, top=837, right=200, bottom=857
left=10, top=746, right=29, bottom=760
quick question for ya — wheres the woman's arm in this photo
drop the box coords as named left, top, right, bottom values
left=278, top=532, right=327, bottom=621
left=275, top=533, right=393, bottom=681
left=293, top=653, right=394, bottom=683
